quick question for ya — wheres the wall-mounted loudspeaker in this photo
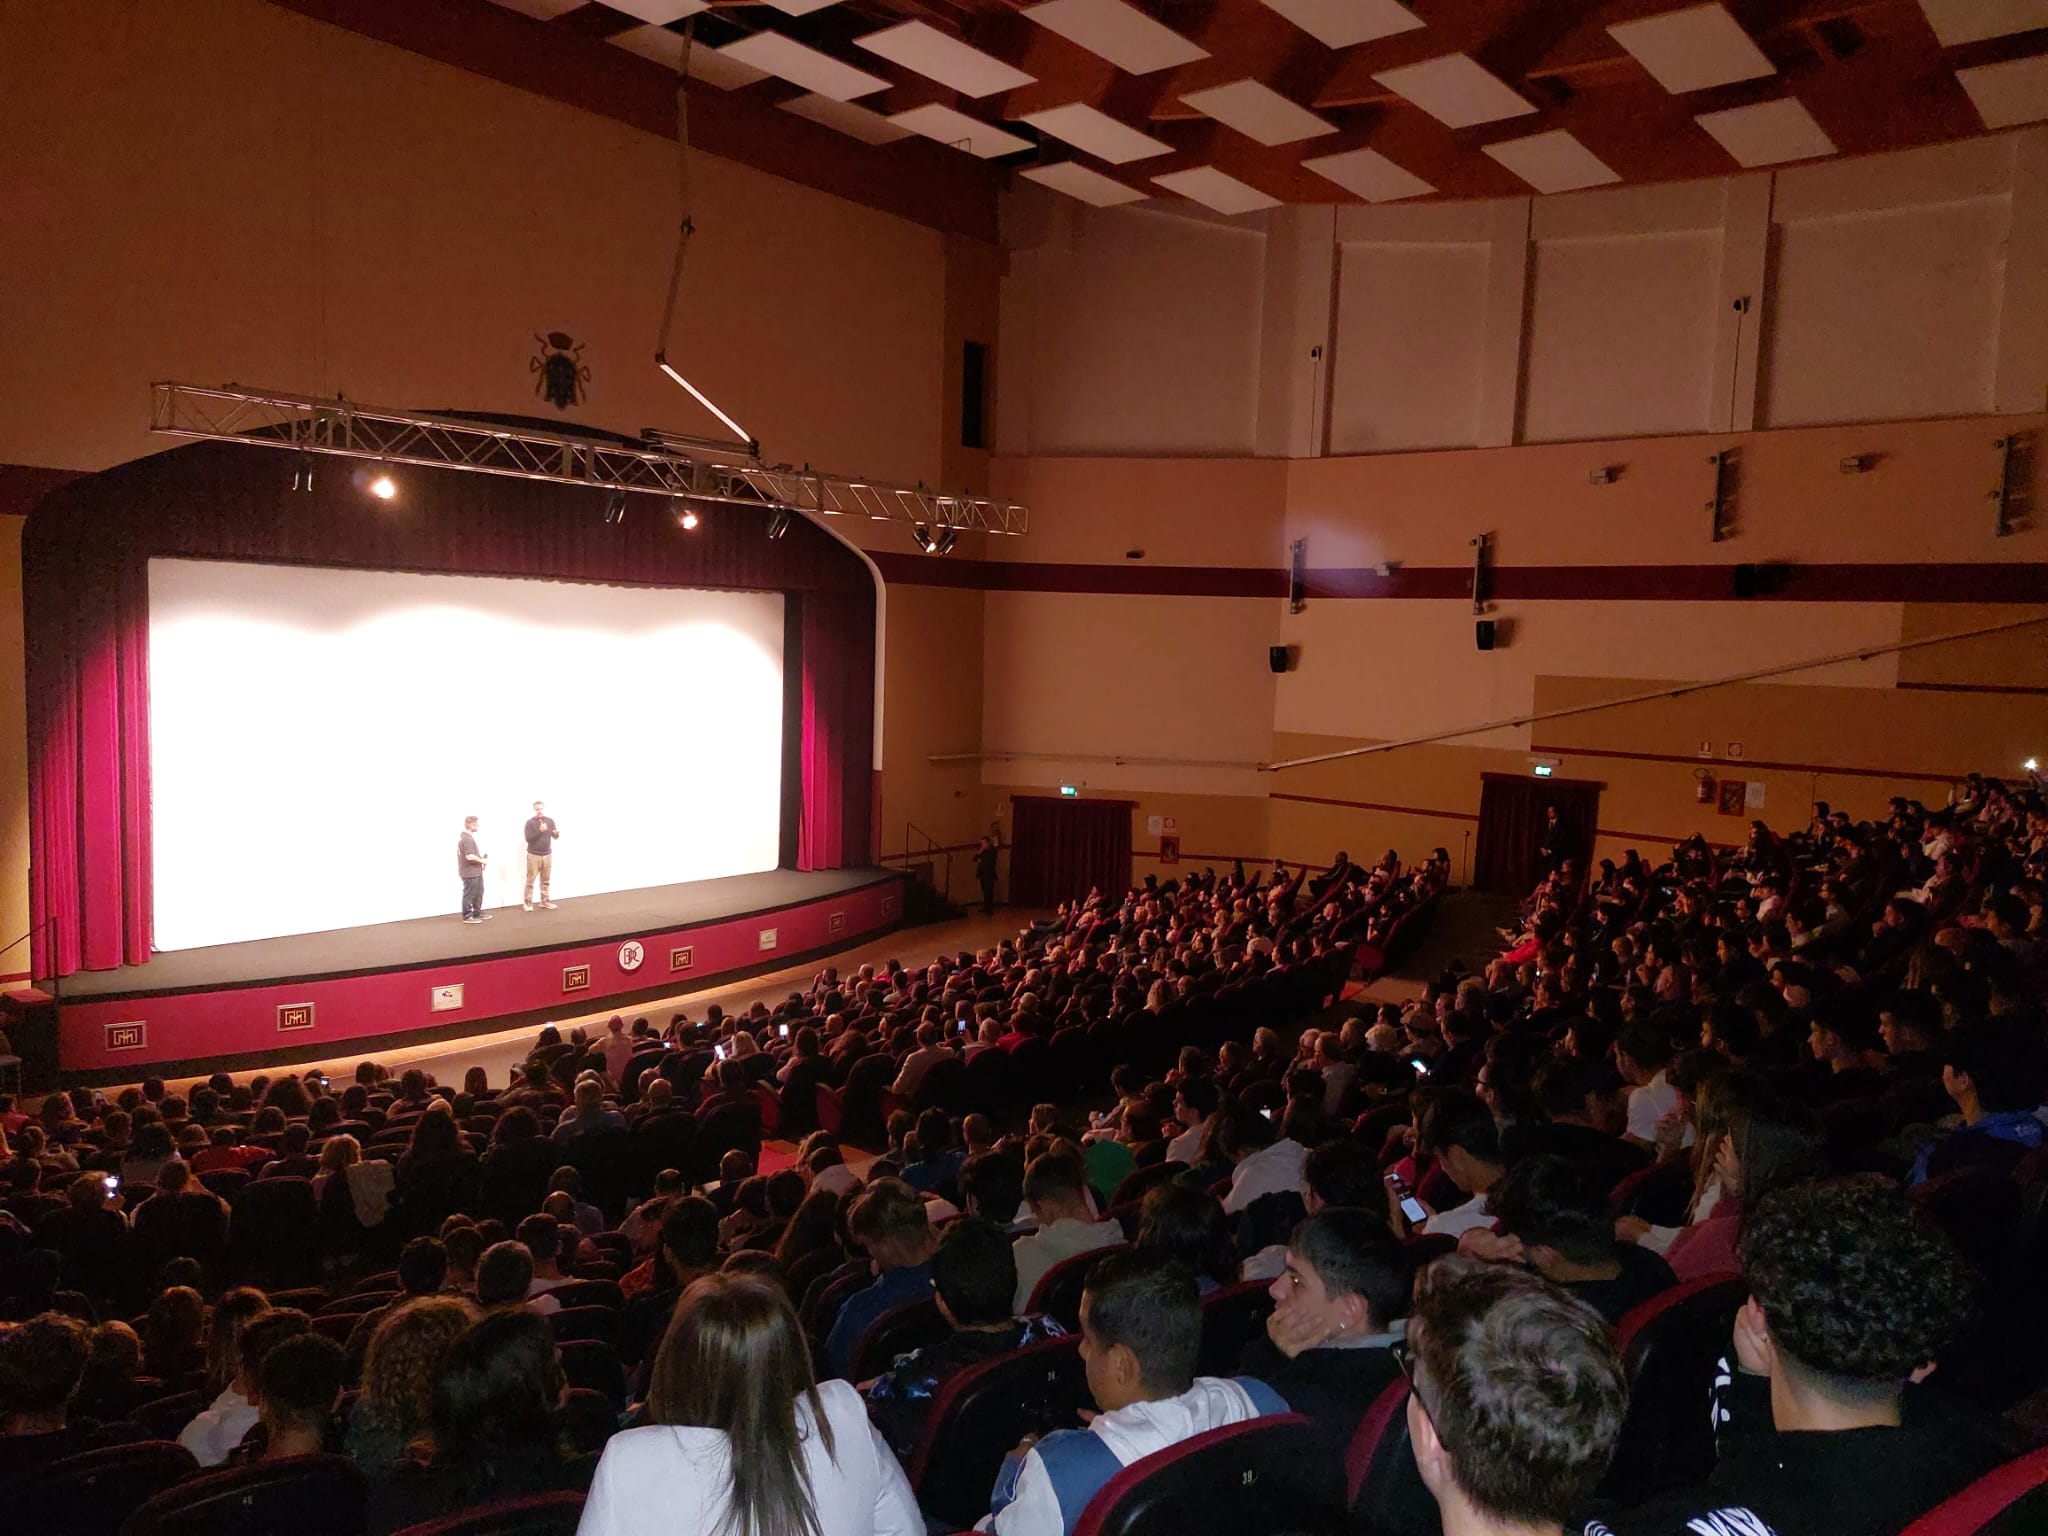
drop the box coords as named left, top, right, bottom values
left=1268, top=645, right=1291, bottom=674
left=1475, top=620, right=1496, bottom=652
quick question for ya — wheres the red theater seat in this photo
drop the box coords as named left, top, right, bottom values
left=6, top=1440, right=198, bottom=1536
left=1026, top=1244, right=1130, bottom=1331
left=1602, top=1272, right=1746, bottom=1507
left=907, top=1335, right=1091, bottom=1531
left=1070, top=1414, right=1341, bottom=1536
left=388, top=1491, right=587, bottom=1536
left=1899, top=1444, right=2048, bottom=1536
left=119, top=1453, right=366, bottom=1536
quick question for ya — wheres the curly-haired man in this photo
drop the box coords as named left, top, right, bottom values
left=1592, top=1175, right=2016, bottom=1536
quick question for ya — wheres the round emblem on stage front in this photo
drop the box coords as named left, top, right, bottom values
left=617, top=940, right=645, bottom=973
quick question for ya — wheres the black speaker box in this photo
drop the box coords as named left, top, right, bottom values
left=1475, top=620, right=1496, bottom=651
left=1268, top=645, right=1290, bottom=674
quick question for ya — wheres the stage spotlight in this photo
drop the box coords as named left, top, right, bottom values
left=602, top=488, right=628, bottom=526
left=290, top=454, right=314, bottom=493
left=765, top=508, right=792, bottom=541
left=912, top=522, right=937, bottom=554
left=369, top=470, right=396, bottom=501
left=675, top=500, right=700, bottom=531
left=935, top=527, right=957, bottom=556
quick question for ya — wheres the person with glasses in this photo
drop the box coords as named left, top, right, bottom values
left=1399, top=1257, right=1627, bottom=1536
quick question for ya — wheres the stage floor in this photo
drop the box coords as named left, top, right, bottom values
left=61, top=868, right=889, bottom=1000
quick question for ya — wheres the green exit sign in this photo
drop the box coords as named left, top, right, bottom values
left=1059, top=784, right=1079, bottom=797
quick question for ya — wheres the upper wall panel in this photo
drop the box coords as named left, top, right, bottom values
left=1329, top=240, right=1490, bottom=455
left=997, top=132, right=2048, bottom=460
left=999, top=205, right=1266, bottom=458
left=1522, top=230, right=1722, bottom=443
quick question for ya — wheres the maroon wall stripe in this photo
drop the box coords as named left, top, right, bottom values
left=1897, top=680, right=2048, bottom=698
left=1529, top=742, right=1965, bottom=784
left=877, top=557, right=2048, bottom=604
left=1270, top=791, right=1481, bottom=824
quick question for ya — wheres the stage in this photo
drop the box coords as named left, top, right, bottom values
left=52, top=868, right=903, bottom=1078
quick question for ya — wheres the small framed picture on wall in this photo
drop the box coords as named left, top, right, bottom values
left=1158, top=835, right=1180, bottom=865
left=1717, top=780, right=1747, bottom=816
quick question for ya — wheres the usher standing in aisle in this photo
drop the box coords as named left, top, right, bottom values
left=524, top=801, right=561, bottom=911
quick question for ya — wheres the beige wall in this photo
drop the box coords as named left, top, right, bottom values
left=959, top=410, right=2048, bottom=886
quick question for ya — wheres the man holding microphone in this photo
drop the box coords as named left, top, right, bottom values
left=524, top=800, right=561, bottom=911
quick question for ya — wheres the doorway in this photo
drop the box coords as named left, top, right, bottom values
left=1007, top=796, right=1132, bottom=907
left=1472, top=774, right=1601, bottom=896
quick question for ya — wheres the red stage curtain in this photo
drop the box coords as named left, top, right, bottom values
left=1472, top=774, right=1600, bottom=895
left=1008, top=797, right=1132, bottom=907
left=24, top=440, right=875, bottom=977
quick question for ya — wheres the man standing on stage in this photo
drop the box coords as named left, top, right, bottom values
left=458, top=815, right=490, bottom=924
left=524, top=800, right=561, bottom=912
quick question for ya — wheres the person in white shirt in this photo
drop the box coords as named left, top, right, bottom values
left=1400, top=1092, right=1504, bottom=1241
left=599, top=1016, right=637, bottom=1085
left=178, top=1309, right=309, bottom=1467
left=1615, top=1022, right=1683, bottom=1149
left=980, top=1251, right=1287, bottom=1536
left=1163, top=1078, right=1219, bottom=1166
left=576, top=1273, right=921, bottom=1536
left=890, top=1021, right=952, bottom=1101
left=1221, top=1102, right=1312, bottom=1216
left=1010, top=1149, right=1126, bottom=1315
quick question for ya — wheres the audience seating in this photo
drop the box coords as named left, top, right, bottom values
left=849, top=1296, right=948, bottom=1382
left=1070, top=1414, right=1342, bottom=1536
left=118, top=1453, right=367, bottom=1536
left=388, top=1491, right=587, bottom=1536
left=554, top=1338, right=627, bottom=1408
left=227, top=1178, right=321, bottom=1288
left=1601, top=1273, right=1747, bottom=1507
left=126, top=1391, right=206, bottom=1444
left=906, top=1335, right=1091, bottom=1531
left=5, top=1440, right=198, bottom=1536
left=1341, top=1379, right=1436, bottom=1536
left=559, top=1388, right=619, bottom=1457
left=545, top=1279, right=623, bottom=1310
left=1898, top=1445, right=2048, bottom=1536
left=1195, top=1280, right=1276, bottom=1379
left=546, top=1305, right=622, bottom=1350
left=1026, top=1244, right=1130, bottom=1331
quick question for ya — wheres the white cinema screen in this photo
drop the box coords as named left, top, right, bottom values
left=147, top=558, right=786, bottom=951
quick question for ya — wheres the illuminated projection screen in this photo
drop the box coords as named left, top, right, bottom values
left=148, top=559, right=785, bottom=951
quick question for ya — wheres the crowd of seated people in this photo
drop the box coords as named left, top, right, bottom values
left=0, top=804, right=2042, bottom=1536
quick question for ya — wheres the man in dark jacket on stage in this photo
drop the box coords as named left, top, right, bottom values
left=523, top=800, right=560, bottom=911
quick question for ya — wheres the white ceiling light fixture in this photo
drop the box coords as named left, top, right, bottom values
left=718, top=32, right=889, bottom=100
left=1918, top=0, right=2048, bottom=47
left=1956, top=54, right=2048, bottom=129
left=1023, top=0, right=1208, bottom=75
left=610, top=23, right=769, bottom=87
left=1179, top=79, right=1336, bottom=146
left=780, top=93, right=913, bottom=144
left=1482, top=129, right=1622, bottom=193
left=603, top=0, right=708, bottom=23
left=1300, top=146, right=1435, bottom=201
left=1258, top=0, right=1424, bottom=51
left=763, top=0, right=844, bottom=15
left=1151, top=166, right=1281, bottom=215
left=855, top=21, right=1035, bottom=97
left=1373, top=54, right=1537, bottom=129
left=1020, top=162, right=1149, bottom=205
left=890, top=103, right=1035, bottom=158
left=1695, top=96, right=1837, bottom=166
left=1607, top=3, right=1775, bottom=95
left=1017, top=103, right=1173, bottom=163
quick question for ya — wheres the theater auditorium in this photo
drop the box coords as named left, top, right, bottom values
left=3, top=2, right=2048, bottom=1534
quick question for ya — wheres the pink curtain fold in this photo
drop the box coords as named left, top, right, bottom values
left=25, top=438, right=875, bottom=978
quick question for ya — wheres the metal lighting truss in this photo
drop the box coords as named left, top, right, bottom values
left=149, top=382, right=1028, bottom=536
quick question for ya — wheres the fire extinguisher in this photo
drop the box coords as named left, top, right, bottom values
left=1695, top=768, right=1716, bottom=805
